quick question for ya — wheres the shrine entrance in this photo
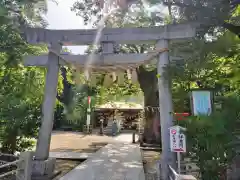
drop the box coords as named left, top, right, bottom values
left=23, top=23, right=198, bottom=179
left=94, top=101, right=143, bottom=134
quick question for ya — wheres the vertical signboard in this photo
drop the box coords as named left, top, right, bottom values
left=191, top=90, right=212, bottom=116
left=170, top=125, right=187, bottom=174
left=87, top=96, right=91, bottom=126
left=170, top=126, right=186, bottom=153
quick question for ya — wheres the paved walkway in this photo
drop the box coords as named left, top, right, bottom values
left=114, top=133, right=139, bottom=143
left=59, top=142, right=145, bottom=180
left=49, top=132, right=138, bottom=160
left=49, top=152, right=92, bottom=159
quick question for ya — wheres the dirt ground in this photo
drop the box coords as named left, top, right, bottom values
left=50, top=131, right=116, bottom=153
left=50, top=131, right=116, bottom=179
left=142, top=150, right=161, bottom=179
left=49, top=131, right=162, bottom=179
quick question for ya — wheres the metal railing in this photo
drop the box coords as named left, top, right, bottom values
left=169, top=165, right=178, bottom=180
left=0, top=153, right=19, bottom=179
left=168, top=165, right=197, bottom=180
left=0, top=152, right=32, bottom=180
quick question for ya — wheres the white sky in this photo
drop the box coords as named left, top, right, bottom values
left=45, top=0, right=168, bottom=54
left=46, top=0, right=89, bottom=54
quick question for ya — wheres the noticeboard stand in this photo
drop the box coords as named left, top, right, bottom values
left=169, top=125, right=187, bottom=174
left=177, top=151, right=181, bottom=174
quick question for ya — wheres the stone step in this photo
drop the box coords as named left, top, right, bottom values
left=49, top=152, right=92, bottom=160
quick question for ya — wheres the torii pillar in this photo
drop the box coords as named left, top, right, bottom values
left=157, top=39, right=175, bottom=179
left=32, top=43, right=61, bottom=180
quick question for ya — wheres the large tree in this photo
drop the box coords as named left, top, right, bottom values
left=0, top=0, right=49, bottom=153
left=71, top=2, right=169, bottom=142
left=160, top=0, right=240, bottom=37
left=71, top=0, right=240, bottom=142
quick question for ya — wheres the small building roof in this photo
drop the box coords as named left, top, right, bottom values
left=95, top=101, right=143, bottom=110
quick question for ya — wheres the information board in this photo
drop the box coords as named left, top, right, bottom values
left=192, top=90, right=212, bottom=115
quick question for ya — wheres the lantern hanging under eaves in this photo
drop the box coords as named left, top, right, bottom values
left=117, top=71, right=125, bottom=85
left=89, top=73, right=97, bottom=86
left=126, top=69, right=131, bottom=80
left=131, top=69, right=138, bottom=84
left=103, top=73, right=112, bottom=87
left=112, top=72, right=117, bottom=82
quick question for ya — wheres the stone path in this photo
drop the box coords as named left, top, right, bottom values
left=114, top=132, right=139, bottom=143
left=49, top=152, right=92, bottom=160
left=49, top=131, right=138, bottom=160
left=59, top=142, right=145, bottom=180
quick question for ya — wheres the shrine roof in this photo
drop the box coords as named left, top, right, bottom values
left=95, top=101, right=143, bottom=110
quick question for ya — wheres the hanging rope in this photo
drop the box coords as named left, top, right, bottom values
left=48, top=47, right=169, bottom=71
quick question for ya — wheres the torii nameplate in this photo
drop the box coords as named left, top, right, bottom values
left=22, top=23, right=199, bottom=45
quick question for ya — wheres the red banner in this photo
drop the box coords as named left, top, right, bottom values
left=88, top=96, right=91, bottom=105
left=174, top=112, right=190, bottom=120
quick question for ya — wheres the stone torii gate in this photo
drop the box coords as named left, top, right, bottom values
left=23, top=23, right=198, bottom=180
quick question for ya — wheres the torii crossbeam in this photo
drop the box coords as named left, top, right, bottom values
left=24, top=52, right=183, bottom=68
left=22, top=23, right=198, bottom=180
left=23, top=23, right=198, bottom=45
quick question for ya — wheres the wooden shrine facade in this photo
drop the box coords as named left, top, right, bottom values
left=93, top=107, right=142, bottom=129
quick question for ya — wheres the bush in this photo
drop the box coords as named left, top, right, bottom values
left=179, top=96, right=240, bottom=179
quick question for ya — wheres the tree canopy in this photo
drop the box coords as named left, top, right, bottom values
left=0, top=0, right=48, bottom=153
left=1, top=2, right=240, bottom=175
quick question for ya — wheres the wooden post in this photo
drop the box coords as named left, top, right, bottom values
left=100, top=119, right=104, bottom=135
left=132, top=132, right=136, bottom=143
left=156, top=39, right=175, bottom=179
left=35, top=44, right=61, bottom=160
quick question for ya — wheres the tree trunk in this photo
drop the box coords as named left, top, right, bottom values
left=1, top=131, right=17, bottom=154
left=54, top=66, right=73, bottom=128
left=57, top=67, right=73, bottom=107
left=137, top=66, right=160, bottom=143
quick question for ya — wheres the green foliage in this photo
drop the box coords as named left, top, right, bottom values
left=0, top=0, right=48, bottom=27
left=178, top=96, right=240, bottom=179
left=63, top=84, right=91, bottom=130
left=0, top=0, right=48, bottom=153
left=0, top=66, right=45, bottom=153
left=159, top=0, right=240, bottom=37
left=169, top=31, right=240, bottom=112
left=63, top=70, right=141, bottom=129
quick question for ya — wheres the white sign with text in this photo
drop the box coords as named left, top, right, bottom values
left=169, top=126, right=186, bottom=153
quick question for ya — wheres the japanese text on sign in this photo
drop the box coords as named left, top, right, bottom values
left=170, top=126, right=186, bottom=153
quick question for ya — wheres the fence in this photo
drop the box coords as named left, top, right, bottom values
left=168, top=165, right=197, bottom=180
left=0, top=152, right=32, bottom=180
left=144, top=164, right=198, bottom=180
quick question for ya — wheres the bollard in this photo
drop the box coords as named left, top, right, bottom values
left=100, top=119, right=103, bottom=135
left=139, top=133, right=143, bottom=146
left=132, top=132, right=136, bottom=143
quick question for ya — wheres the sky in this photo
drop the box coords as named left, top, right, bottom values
left=45, top=0, right=168, bottom=54
left=46, top=0, right=89, bottom=54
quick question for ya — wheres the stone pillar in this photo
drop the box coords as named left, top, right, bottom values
left=156, top=39, right=175, bottom=179
left=16, top=152, right=33, bottom=180
left=32, top=44, right=61, bottom=180
left=35, top=43, right=61, bottom=160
